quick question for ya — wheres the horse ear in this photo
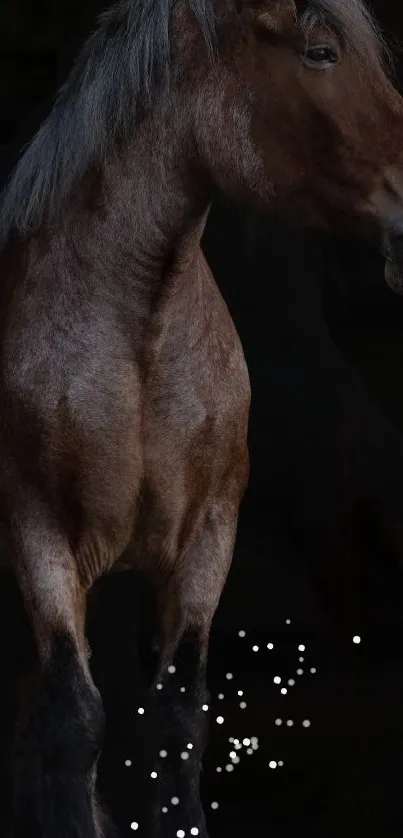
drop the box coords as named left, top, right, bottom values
left=252, top=1, right=297, bottom=34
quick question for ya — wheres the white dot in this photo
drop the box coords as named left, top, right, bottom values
left=216, top=716, right=224, bottom=725
left=251, top=736, right=258, bottom=744
left=237, top=690, right=243, bottom=696
left=232, top=755, right=240, bottom=764
left=229, top=737, right=234, bottom=743
left=280, top=688, right=287, bottom=695
left=180, top=687, right=186, bottom=693
left=286, top=720, right=294, bottom=727
left=216, top=766, right=222, bottom=773
left=240, top=701, right=247, bottom=709
left=252, top=645, right=259, bottom=652
left=202, top=704, right=209, bottom=712
left=171, top=796, right=179, bottom=805
left=162, top=807, right=168, bottom=813
left=298, top=644, right=305, bottom=652
left=234, top=742, right=242, bottom=750
left=211, top=801, right=219, bottom=810
left=156, top=683, right=163, bottom=691
left=233, top=739, right=240, bottom=745
left=269, top=760, right=277, bottom=769
left=151, top=771, right=158, bottom=779
left=267, top=642, right=274, bottom=650
left=275, top=718, right=282, bottom=726
left=191, top=830, right=199, bottom=836
left=273, top=676, right=281, bottom=684
left=181, top=751, right=189, bottom=760
left=187, top=743, right=193, bottom=750
left=310, top=667, right=317, bottom=674
left=296, top=669, right=303, bottom=675
left=288, top=679, right=295, bottom=686
left=229, top=750, right=236, bottom=759
left=299, top=657, right=304, bottom=662
left=168, top=665, right=176, bottom=674
left=137, top=707, right=145, bottom=715
left=353, top=635, right=361, bottom=645
left=218, top=693, right=224, bottom=700
left=130, top=823, right=139, bottom=831
left=238, top=630, right=246, bottom=638
left=177, top=831, right=185, bottom=838
left=278, top=760, right=284, bottom=767
left=286, top=619, right=291, bottom=624
left=226, top=673, right=233, bottom=680
left=247, top=747, right=253, bottom=754
left=302, top=719, right=311, bottom=728
left=159, top=750, right=168, bottom=758
left=243, top=738, right=250, bottom=746
left=125, top=760, right=132, bottom=767
left=225, top=764, right=234, bottom=772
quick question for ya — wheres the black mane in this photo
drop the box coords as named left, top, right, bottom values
left=0, top=0, right=386, bottom=245
left=0, top=0, right=215, bottom=244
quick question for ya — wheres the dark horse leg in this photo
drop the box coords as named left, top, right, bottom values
left=147, top=510, right=236, bottom=838
left=10, top=505, right=106, bottom=838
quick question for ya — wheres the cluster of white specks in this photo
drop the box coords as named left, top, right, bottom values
left=134, top=627, right=317, bottom=822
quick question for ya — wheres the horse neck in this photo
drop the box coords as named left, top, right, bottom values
left=68, top=108, right=212, bottom=300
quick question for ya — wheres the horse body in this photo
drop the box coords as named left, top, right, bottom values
left=2, top=0, right=403, bottom=836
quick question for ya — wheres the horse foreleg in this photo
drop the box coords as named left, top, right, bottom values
left=10, top=503, right=105, bottom=838
left=147, top=506, right=237, bottom=838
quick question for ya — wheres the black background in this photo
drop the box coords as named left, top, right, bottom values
left=2, top=2, right=403, bottom=836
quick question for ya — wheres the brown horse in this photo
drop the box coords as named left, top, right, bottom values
left=1, top=0, right=403, bottom=836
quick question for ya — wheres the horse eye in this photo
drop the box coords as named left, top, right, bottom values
left=303, top=45, right=339, bottom=68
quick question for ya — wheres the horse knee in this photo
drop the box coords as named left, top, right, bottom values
left=39, top=633, right=104, bottom=774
